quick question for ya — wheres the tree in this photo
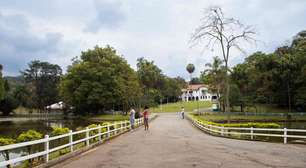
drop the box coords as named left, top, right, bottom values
left=21, top=61, right=62, bottom=110
left=201, top=56, right=225, bottom=99
left=186, top=64, right=195, bottom=82
left=191, top=7, right=256, bottom=113
left=60, top=45, right=142, bottom=114
left=230, top=30, right=306, bottom=113
left=0, top=75, right=18, bottom=116
left=189, top=77, right=202, bottom=84
left=137, top=57, right=165, bottom=106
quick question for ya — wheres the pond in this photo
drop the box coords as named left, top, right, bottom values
left=0, top=117, right=109, bottom=167
left=0, top=117, right=101, bottom=138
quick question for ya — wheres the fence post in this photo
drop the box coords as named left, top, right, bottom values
left=98, top=124, right=102, bottom=142
left=284, top=128, right=287, bottom=144
left=221, top=126, right=224, bottom=136
left=107, top=124, right=110, bottom=138
left=44, top=135, right=49, bottom=163
left=121, top=121, right=123, bottom=132
left=69, top=130, right=73, bottom=152
left=251, top=127, right=254, bottom=140
left=86, top=127, right=89, bottom=146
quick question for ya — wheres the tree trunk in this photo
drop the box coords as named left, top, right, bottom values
left=225, top=62, right=231, bottom=123
left=287, top=82, right=291, bottom=121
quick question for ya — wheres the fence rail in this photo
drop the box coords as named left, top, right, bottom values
left=186, top=115, right=306, bottom=144
left=0, top=118, right=145, bottom=167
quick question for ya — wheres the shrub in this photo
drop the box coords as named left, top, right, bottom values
left=17, top=130, right=43, bottom=166
left=51, top=127, right=70, bottom=136
left=17, top=130, right=42, bottom=142
left=190, top=114, right=280, bottom=128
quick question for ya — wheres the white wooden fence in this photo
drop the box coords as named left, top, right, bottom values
left=187, top=115, right=306, bottom=144
left=0, top=118, right=144, bottom=167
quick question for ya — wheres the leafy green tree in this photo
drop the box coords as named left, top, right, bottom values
left=137, top=57, right=164, bottom=106
left=160, top=77, right=182, bottom=103
left=201, top=56, right=226, bottom=99
left=60, top=45, right=142, bottom=114
left=189, top=77, right=202, bottom=84
left=21, top=61, right=62, bottom=110
left=0, top=96, right=18, bottom=116
left=230, top=30, right=306, bottom=112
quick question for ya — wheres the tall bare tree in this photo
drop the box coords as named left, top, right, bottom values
left=191, top=7, right=256, bottom=114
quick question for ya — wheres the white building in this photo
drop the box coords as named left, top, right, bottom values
left=181, top=84, right=217, bottom=102
left=46, top=101, right=64, bottom=110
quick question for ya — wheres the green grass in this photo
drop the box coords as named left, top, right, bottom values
left=150, top=101, right=212, bottom=113
left=193, top=113, right=306, bottom=122
left=231, top=104, right=294, bottom=113
left=89, top=114, right=129, bottom=121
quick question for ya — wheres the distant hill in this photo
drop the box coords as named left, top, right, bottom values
left=3, top=76, right=25, bottom=91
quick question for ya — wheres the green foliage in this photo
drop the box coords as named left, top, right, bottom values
left=60, top=45, right=142, bottom=114
left=200, top=56, right=226, bottom=98
left=231, top=30, right=306, bottom=112
left=190, top=114, right=280, bottom=128
left=88, top=124, right=99, bottom=136
left=189, top=77, right=202, bottom=84
left=17, top=130, right=43, bottom=142
left=21, top=60, right=62, bottom=109
left=151, top=101, right=212, bottom=113
left=51, top=127, right=70, bottom=136
left=0, top=137, right=15, bottom=146
left=137, top=57, right=184, bottom=106
left=0, top=95, right=19, bottom=116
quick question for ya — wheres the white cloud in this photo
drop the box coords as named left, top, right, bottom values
left=0, top=0, right=305, bottom=79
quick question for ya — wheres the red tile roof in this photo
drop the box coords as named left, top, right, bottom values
left=182, top=84, right=208, bottom=91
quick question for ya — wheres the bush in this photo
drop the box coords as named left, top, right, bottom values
left=0, top=95, right=18, bottom=116
left=0, top=137, right=15, bottom=146
left=190, top=114, right=280, bottom=128
left=51, top=127, right=70, bottom=136
left=17, top=130, right=43, bottom=166
left=17, top=130, right=43, bottom=142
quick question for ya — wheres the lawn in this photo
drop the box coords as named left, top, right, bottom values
left=194, top=113, right=306, bottom=122
left=89, top=114, right=129, bottom=121
left=150, top=101, right=212, bottom=113
left=231, top=104, right=294, bottom=113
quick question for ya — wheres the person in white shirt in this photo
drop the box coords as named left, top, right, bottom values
left=181, top=107, right=185, bottom=119
left=129, top=108, right=136, bottom=130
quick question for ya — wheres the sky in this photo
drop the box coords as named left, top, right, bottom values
left=0, top=0, right=305, bottom=79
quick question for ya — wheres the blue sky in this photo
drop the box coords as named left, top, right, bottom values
left=0, top=0, right=306, bottom=79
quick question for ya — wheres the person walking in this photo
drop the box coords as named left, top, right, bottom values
left=143, top=106, right=149, bottom=131
left=181, top=107, right=185, bottom=119
left=129, top=108, right=136, bottom=131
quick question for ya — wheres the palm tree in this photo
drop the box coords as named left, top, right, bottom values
left=204, top=56, right=225, bottom=99
left=186, top=64, right=195, bottom=82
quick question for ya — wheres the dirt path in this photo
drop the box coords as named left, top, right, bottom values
left=53, top=113, right=306, bottom=168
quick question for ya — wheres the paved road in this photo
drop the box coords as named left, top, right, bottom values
left=54, top=113, right=306, bottom=168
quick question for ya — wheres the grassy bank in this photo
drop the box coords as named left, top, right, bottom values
left=150, top=101, right=212, bottom=113
left=231, top=104, right=297, bottom=113
left=189, top=113, right=281, bottom=128
left=195, top=113, right=306, bottom=122
left=89, top=114, right=129, bottom=121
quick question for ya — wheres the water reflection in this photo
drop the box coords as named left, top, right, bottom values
left=0, top=118, right=98, bottom=138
